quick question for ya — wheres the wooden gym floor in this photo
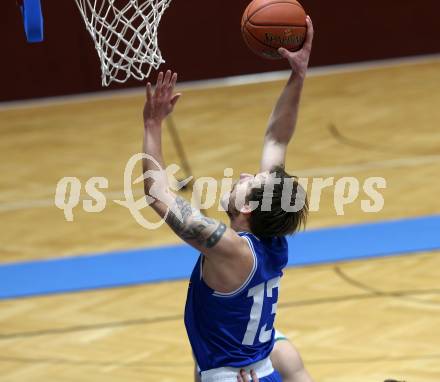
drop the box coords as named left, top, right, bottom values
left=0, top=57, right=439, bottom=381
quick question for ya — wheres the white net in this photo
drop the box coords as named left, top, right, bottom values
left=75, top=0, right=172, bottom=86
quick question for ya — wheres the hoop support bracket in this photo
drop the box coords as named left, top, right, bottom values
left=19, top=0, right=44, bottom=43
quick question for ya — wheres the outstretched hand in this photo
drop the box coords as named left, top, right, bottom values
left=143, top=70, right=181, bottom=125
left=278, top=16, right=314, bottom=78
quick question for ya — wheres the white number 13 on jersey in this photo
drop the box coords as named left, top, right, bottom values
left=242, top=276, right=280, bottom=346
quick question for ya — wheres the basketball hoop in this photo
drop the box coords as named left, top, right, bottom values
left=75, top=0, right=172, bottom=86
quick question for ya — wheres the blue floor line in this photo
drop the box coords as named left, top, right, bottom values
left=0, top=215, right=439, bottom=300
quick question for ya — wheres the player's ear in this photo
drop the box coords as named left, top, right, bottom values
left=239, top=204, right=253, bottom=215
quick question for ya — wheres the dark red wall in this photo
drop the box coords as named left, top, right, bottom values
left=2, top=0, right=439, bottom=101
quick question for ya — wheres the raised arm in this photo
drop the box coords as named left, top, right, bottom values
left=142, top=71, right=252, bottom=289
left=260, top=16, right=314, bottom=172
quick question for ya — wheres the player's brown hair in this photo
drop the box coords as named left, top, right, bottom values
left=247, top=165, right=308, bottom=238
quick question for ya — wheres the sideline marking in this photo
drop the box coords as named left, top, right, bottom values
left=0, top=215, right=439, bottom=300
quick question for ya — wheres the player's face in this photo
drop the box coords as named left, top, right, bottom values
left=221, top=171, right=270, bottom=215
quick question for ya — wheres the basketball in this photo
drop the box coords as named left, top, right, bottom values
left=241, top=0, right=307, bottom=60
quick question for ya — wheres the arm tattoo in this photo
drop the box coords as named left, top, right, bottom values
left=166, top=196, right=226, bottom=249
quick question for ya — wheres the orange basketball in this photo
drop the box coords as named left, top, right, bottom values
left=241, top=0, right=307, bottom=60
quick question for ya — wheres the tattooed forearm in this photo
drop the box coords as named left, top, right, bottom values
left=205, top=223, right=227, bottom=248
left=166, top=196, right=227, bottom=249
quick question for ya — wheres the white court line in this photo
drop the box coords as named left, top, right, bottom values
left=0, top=54, right=439, bottom=111
left=1, top=154, right=440, bottom=213
left=293, top=154, right=440, bottom=177
left=0, top=190, right=145, bottom=213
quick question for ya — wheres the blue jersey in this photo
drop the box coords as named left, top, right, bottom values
left=184, top=232, right=288, bottom=372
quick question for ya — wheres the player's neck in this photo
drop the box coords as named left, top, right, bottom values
left=230, top=215, right=252, bottom=234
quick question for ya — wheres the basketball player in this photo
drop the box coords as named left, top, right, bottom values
left=142, top=16, right=314, bottom=382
